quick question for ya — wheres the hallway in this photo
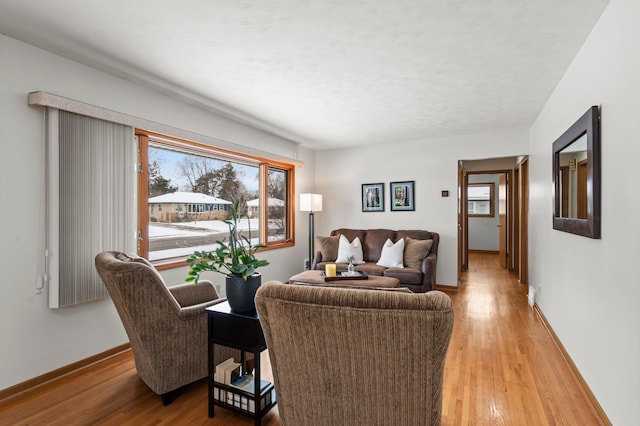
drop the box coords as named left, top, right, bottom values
left=440, top=252, right=601, bottom=425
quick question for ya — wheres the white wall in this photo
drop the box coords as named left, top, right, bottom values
left=529, top=0, right=640, bottom=423
left=0, top=34, right=314, bottom=390
left=468, top=174, right=500, bottom=251
left=315, top=130, right=529, bottom=286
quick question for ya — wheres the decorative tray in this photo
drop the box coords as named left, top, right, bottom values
left=322, top=271, right=368, bottom=281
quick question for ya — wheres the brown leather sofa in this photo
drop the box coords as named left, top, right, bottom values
left=312, top=228, right=439, bottom=292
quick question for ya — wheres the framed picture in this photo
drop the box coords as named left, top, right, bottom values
left=361, top=183, right=384, bottom=212
left=390, top=181, right=415, bottom=211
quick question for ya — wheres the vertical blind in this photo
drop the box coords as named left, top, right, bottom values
left=47, top=109, right=136, bottom=308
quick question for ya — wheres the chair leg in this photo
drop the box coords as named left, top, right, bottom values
left=161, top=391, right=175, bottom=406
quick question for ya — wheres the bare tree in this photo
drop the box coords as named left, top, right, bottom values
left=177, top=156, right=220, bottom=193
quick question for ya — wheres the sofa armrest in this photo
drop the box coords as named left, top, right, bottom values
left=311, top=251, right=323, bottom=270
left=169, top=280, right=220, bottom=307
left=177, top=298, right=227, bottom=319
left=420, top=253, right=437, bottom=292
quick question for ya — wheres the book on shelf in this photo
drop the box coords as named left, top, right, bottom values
left=224, top=362, right=241, bottom=384
left=214, top=357, right=241, bottom=384
left=230, top=374, right=271, bottom=394
left=214, top=386, right=275, bottom=414
left=214, top=357, right=234, bottom=383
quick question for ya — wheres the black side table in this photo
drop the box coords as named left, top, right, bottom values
left=206, top=302, right=276, bottom=425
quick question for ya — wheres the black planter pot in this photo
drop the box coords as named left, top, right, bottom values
left=225, top=273, right=261, bottom=313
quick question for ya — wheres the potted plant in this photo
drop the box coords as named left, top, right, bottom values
left=186, top=198, right=269, bottom=312
left=347, top=255, right=356, bottom=275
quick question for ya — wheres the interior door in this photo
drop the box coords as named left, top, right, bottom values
left=513, top=167, right=520, bottom=276
left=577, top=159, right=588, bottom=219
left=498, top=174, right=507, bottom=268
left=518, top=159, right=529, bottom=284
left=461, top=165, right=469, bottom=271
left=458, top=162, right=462, bottom=282
left=457, top=161, right=467, bottom=282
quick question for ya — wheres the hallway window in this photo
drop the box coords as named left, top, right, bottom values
left=468, top=183, right=494, bottom=217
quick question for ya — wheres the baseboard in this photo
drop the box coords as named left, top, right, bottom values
left=0, top=343, right=131, bottom=403
left=533, top=305, right=611, bottom=426
left=435, top=284, right=459, bottom=292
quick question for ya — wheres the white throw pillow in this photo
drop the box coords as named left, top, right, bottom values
left=376, top=238, right=405, bottom=268
left=335, top=235, right=365, bottom=264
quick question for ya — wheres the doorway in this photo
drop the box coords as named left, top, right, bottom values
left=457, top=157, right=529, bottom=285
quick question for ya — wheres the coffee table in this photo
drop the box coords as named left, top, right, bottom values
left=289, top=270, right=400, bottom=289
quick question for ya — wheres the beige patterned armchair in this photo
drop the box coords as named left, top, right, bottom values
left=95, top=251, right=241, bottom=405
left=256, top=281, right=454, bottom=426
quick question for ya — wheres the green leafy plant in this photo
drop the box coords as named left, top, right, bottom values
left=186, top=199, right=269, bottom=283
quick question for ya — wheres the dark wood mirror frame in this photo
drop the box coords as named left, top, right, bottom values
left=552, top=105, right=600, bottom=238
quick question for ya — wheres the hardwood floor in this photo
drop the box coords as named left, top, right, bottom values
left=0, top=252, right=602, bottom=425
left=440, top=253, right=602, bottom=425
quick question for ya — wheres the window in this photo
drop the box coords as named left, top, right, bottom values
left=468, top=183, right=494, bottom=217
left=267, top=167, right=289, bottom=243
left=136, top=130, right=294, bottom=267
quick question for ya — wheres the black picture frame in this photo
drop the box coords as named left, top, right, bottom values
left=390, top=181, right=415, bottom=211
left=361, top=183, right=384, bottom=212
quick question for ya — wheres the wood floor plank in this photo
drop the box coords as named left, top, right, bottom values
left=440, top=252, right=602, bottom=426
left=0, top=253, right=604, bottom=425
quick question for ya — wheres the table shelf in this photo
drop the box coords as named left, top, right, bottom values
left=213, top=381, right=276, bottom=416
left=207, top=301, right=275, bottom=425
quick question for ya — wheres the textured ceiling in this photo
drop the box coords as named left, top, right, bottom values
left=0, top=0, right=609, bottom=150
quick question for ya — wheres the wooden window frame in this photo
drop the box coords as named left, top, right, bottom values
left=136, top=129, right=295, bottom=271
left=468, top=182, right=495, bottom=217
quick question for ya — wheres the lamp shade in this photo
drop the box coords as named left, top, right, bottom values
left=300, top=193, right=322, bottom=212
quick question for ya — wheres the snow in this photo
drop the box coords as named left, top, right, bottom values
left=150, top=244, right=223, bottom=261
left=149, top=218, right=260, bottom=237
left=148, top=218, right=262, bottom=261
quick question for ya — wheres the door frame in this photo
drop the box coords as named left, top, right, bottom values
left=461, top=168, right=514, bottom=271
left=458, top=161, right=468, bottom=277
left=458, top=158, right=529, bottom=283
left=515, top=157, right=529, bottom=284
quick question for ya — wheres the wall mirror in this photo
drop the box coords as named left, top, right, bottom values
left=552, top=106, right=600, bottom=238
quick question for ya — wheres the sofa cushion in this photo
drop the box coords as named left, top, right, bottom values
left=354, top=262, right=386, bottom=276
left=404, top=237, right=433, bottom=269
left=336, top=235, right=365, bottom=264
left=396, top=230, right=431, bottom=241
left=315, top=235, right=339, bottom=261
left=331, top=229, right=366, bottom=245
left=384, top=267, right=423, bottom=285
left=362, top=229, right=396, bottom=262
left=377, top=238, right=405, bottom=268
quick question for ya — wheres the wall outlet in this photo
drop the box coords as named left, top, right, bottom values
left=528, top=287, right=535, bottom=306
left=304, top=259, right=309, bottom=270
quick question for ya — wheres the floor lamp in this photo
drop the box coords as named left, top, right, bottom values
left=300, top=193, right=323, bottom=270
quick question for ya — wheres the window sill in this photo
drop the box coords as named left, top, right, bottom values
left=150, top=240, right=294, bottom=271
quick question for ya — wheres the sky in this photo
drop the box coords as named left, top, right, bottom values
left=149, top=145, right=260, bottom=194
